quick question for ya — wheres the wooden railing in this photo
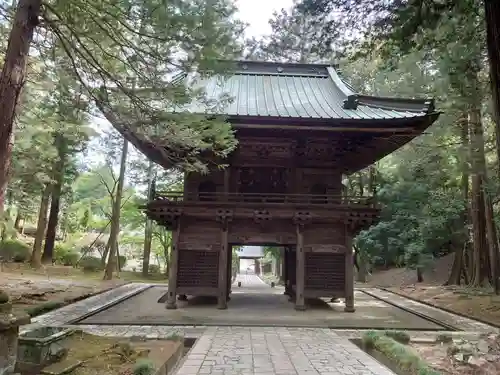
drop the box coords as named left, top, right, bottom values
left=153, top=191, right=377, bottom=207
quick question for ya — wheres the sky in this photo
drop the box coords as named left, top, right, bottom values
left=236, top=0, right=293, bottom=38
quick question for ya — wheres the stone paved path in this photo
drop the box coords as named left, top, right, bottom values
left=362, top=288, right=499, bottom=333
left=234, top=274, right=268, bottom=289
left=20, top=282, right=151, bottom=333
left=17, top=280, right=500, bottom=375
left=176, top=327, right=394, bottom=375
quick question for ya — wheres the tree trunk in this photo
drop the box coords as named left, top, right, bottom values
left=0, top=0, right=42, bottom=215
left=484, top=1, right=500, bottom=180
left=42, top=137, right=66, bottom=264
left=416, top=267, right=424, bottom=283
left=483, top=3, right=500, bottom=293
left=484, top=192, right=500, bottom=293
left=41, top=180, right=62, bottom=264
left=14, top=210, right=22, bottom=231
left=358, top=173, right=364, bottom=196
left=446, top=114, right=470, bottom=285
left=368, top=165, right=376, bottom=195
left=468, top=101, right=492, bottom=286
left=30, top=184, right=51, bottom=268
left=103, top=139, right=128, bottom=280
left=142, top=161, right=154, bottom=277
left=356, top=257, right=367, bottom=283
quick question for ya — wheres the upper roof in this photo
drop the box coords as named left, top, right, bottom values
left=177, top=60, right=436, bottom=121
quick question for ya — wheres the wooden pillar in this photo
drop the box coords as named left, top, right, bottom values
left=223, top=168, right=230, bottom=197
left=226, top=245, right=232, bottom=301
left=295, top=224, right=306, bottom=311
left=166, top=220, right=181, bottom=310
left=283, top=247, right=289, bottom=295
left=344, top=225, right=355, bottom=312
left=218, top=223, right=229, bottom=309
left=279, top=247, right=286, bottom=283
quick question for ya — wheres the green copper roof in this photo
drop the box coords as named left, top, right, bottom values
left=178, top=61, right=435, bottom=121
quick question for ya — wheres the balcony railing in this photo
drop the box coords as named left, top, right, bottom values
left=152, top=191, right=377, bottom=208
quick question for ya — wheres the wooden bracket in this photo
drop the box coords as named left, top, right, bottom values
left=160, top=208, right=183, bottom=229
left=216, top=209, right=233, bottom=230
left=293, top=211, right=312, bottom=226
left=253, top=210, right=272, bottom=223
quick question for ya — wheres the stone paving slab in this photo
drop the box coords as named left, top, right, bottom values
left=20, top=282, right=152, bottom=333
left=363, top=288, right=499, bottom=333
left=175, top=327, right=396, bottom=375
left=79, top=285, right=445, bottom=330
left=67, top=324, right=486, bottom=342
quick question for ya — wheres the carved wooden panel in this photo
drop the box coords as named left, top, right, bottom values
left=303, top=224, right=345, bottom=246
left=305, top=253, right=345, bottom=290
left=233, top=137, right=294, bottom=164
left=184, top=170, right=224, bottom=198
left=179, top=220, right=221, bottom=250
left=295, top=168, right=342, bottom=196
left=229, top=220, right=295, bottom=244
left=177, top=250, right=219, bottom=288
left=304, top=244, right=346, bottom=253
left=237, top=167, right=290, bottom=195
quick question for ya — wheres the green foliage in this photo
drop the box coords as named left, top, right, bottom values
left=0, top=239, right=31, bottom=263
left=361, top=331, right=441, bottom=375
left=133, top=359, right=155, bottom=375
left=80, top=256, right=103, bottom=272
left=384, top=331, right=411, bottom=344
left=25, top=301, right=66, bottom=318
left=118, top=255, right=127, bottom=269
left=0, top=290, right=10, bottom=304
left=148, top=264, right=160, bottom=274
left=54, top=243, right=79, bottom=266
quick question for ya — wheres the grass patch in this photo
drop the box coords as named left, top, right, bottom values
left=25, top=300, right=67, bottom=317
left=361, top=331, right=441, bottom=375
left=1, top=262, right=167, bottom=283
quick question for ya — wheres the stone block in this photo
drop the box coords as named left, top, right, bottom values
left=0, top=301, right=30, bottom=375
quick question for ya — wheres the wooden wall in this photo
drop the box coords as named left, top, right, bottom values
left=303, top=223, right=347, bottom=294
left=184, top=170, right=224, bottom=196
left=183, top=137, right=344, bottom=197
left=294, top=168, right=342, bottom=195
left=177, top=219, right=221, bottom=291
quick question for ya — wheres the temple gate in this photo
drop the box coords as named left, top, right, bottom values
left=142, top=60, right=439, bottom=312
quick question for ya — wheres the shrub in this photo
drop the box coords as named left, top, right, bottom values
left=61, top=252, right=79, bottom=267
left=361, top=331, right=442, bottom=375
left=133, top=359, right=155, bottom=375
left=54, top=243, right=79, bottom=266
left=384, top=330, right=411, bottom=344
left=118, top=255, right=127, bottom=269
left=25, top=301, right=66, bottom=317
left=148, top=264, right=160, bottom=274
left=0, top=290, right=10, bottom=304
left=0, top=239, right=31, bottom=262
left=80, top=256, right=103, bottom=272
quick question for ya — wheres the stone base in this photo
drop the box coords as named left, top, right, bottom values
left=344, top=306, right=355, bottom=313
left=166, top=302, right=177, bottom=310
left=294, top=305, right=306, bottom=311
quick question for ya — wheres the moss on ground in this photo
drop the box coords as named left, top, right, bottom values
left=25, top=300, right=67, bottom=317
left=361, top=331, right=441, bottom=375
